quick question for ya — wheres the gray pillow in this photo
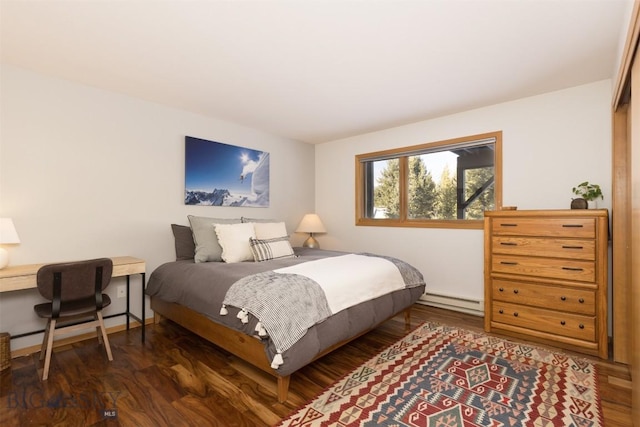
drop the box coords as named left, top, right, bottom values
left=170, top=224, right=195, bottom=261
left=241, top=217, right=277, bottom=223
left=188, top=215, right=241, bottom=262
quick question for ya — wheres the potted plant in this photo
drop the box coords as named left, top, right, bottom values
left=571, top=181, right=603, bottom=209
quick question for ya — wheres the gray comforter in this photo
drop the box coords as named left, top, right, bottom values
left=145, top=247, right=426, bottom=376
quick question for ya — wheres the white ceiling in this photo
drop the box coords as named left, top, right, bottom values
left=0, top=0, right=632, bottom=144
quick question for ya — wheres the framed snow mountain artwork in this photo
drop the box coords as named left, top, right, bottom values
left=184, top=136, right=270, bottom=207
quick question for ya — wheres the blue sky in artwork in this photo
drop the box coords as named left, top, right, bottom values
left=185, top=136, right=263, bottom=193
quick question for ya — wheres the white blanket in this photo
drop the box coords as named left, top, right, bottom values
left=274, top=254, right=405, bottom=314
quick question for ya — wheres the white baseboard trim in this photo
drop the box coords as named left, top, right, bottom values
left=418, top=292, right=484, bottom=317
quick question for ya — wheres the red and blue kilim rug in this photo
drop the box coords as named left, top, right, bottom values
left=277, top=322, right=603, bottom=427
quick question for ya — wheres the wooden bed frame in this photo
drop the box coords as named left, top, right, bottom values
left=151, top=296, right=413, bottom=402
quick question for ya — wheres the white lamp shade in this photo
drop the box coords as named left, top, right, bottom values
left=0, top=218, right=20, bottom=244
left=296, top=214, right=326, bottom=234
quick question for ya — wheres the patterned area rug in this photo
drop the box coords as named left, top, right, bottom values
left=277, top=322, right=602, bottom=427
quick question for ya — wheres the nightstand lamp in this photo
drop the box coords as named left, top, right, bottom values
left=0, top=218, right=20, bottom=269
left=296, top=214, right=326, bottom=249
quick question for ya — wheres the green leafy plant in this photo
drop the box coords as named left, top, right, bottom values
left=572, top=181, right=603, bottom=201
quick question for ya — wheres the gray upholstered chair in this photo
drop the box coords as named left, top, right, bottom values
left=34, top=258, right=114, bottom=380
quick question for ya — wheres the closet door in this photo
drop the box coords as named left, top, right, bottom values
left=612, top=3, right=639, bottom=422
left=631, top=48, right=640, bottom=425
left=612, top=102, right=630, bottom=364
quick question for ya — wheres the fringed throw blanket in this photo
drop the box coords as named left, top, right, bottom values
left=220, top=253, right=425, bottom=369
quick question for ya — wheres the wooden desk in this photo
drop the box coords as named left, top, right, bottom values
left=0, top=256, right=147, bottom=341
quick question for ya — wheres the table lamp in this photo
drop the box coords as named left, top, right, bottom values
left=296, top=214, right=326, bottom=249
left=0, top=218, right=20, bottom=269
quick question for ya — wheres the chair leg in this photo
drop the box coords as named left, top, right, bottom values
left=95, top=313, right=103, bottom=344
left=42, top=319, right=56, bottom=381
left=96, top=311, right=113, bottom=361
left=39, top=319, right=51, bottom=361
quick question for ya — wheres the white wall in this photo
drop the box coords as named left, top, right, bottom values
left=315, top=80, right=612, bottom=306
left=0, top=65, right=315, bottom=351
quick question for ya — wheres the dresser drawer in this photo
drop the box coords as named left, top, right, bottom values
left=492, top=254, right=595, bottom=282
left=492, top=302, right=595, bottom=342
left=491, top=218, right=595, bottom=238
left=492, top=237, right=595, bottom=260
left=492, top=279, right=595, bottom=315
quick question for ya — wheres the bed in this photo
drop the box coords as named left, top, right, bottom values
left=145, top=217, right=426, bottom=402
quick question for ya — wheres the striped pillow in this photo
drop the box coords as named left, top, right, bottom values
left=249, top=236, right=296, bottom=262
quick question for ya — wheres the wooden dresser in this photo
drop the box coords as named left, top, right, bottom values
left=484, top=209, right=608, bottom=358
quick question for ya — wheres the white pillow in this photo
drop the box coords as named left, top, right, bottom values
left=250, top=236, right=295, bottom=262
left=214, top=223, right=256, bottom=263
left=252, top=221, right=288, bottom=239
left=188, top=215, right=242, bottom=262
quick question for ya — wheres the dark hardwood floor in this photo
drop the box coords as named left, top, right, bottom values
left=0, top=304, right=633, bottom=426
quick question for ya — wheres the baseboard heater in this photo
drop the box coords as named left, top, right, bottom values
left=418, top=292, right=484, bottom=317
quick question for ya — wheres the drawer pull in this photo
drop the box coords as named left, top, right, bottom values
left=499, top=223, right=518, bottom=227
left=513, top=312, right=518, bottom=317
left=499, top=309, right=504, bottom=314
left=500, top=242, right=517, bottom=246
left=562, top=224, right=584, bottom=228
left=579, top=324, right=585, bottom=329
left=560, top=321, right=566, bottom=326
left=562, top=267, right=584, bottom=271
left=513, top=289, right=519, bottom=294
left=579, top=298, right=585, bottom=304
left=562, top=245, right=584, bottom=249
left=498, top=287, right=504, bottom=292
left=561, top=296, right=566, bottom=301
left=500, top=261, right=518, bottom=266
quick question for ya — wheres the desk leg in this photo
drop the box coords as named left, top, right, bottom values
left=141, top=272, right=146, bottom=343
left=126, top=275, right=131, bottom=330
left=122, top=273, right=145, bottom=342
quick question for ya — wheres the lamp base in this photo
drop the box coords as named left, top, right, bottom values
left=302, top=234, right=320, bottom=249
left=0, top=248, right=9, bottom=269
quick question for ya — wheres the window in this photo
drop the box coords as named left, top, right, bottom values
left=355, top=131, right=502, bottom=229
